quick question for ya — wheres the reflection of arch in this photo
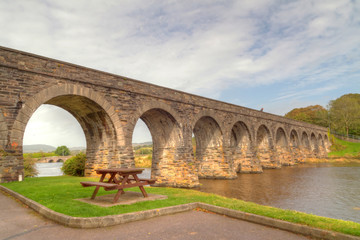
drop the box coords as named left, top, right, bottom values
left=11, top=83, right=121, bottom=176
left=230, top=121, right=252, bottom=172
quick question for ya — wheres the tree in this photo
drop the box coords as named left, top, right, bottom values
left=55, top=145, right=70, bottom=156
left=61, top=152, right=86, bottom=176
left=285, top=105, right=328, bottom=127
left=328, top=94, right=360, bottom=137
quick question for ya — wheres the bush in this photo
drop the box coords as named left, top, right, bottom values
left=61, top=152, right=86, bottom=176
left=24, top=156, right=38, bottom=177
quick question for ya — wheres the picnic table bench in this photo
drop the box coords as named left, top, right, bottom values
left=80, top=168, right=156, bottom=203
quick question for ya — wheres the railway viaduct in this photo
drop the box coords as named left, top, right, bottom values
left=0, top=46, right=330, bottom=187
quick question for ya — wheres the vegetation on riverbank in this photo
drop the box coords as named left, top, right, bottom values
left=1, top=176, right=359, bottom=236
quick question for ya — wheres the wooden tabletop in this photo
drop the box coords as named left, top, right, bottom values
left=95, top=168, right=144, bottom=174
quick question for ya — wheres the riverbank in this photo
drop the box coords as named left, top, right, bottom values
left=305, top=157, right=360, bottom=163
left=1, top=176, right=359, bottom=237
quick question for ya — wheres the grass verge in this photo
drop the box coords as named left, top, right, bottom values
left=1, top=176, right=360, bottom=236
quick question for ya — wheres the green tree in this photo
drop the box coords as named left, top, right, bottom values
left=328, top=94, right=360, bottom=137
left=285, top=105, right=328, bottom=127
left=55, top=145, right=70, bottom=156
left=61, top=152, right=86, bottom=176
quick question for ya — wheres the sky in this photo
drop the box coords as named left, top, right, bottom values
left=0, top=0, right=359, bottom=147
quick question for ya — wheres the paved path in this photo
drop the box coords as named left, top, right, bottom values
left=0, top=191, right=312, bottom=240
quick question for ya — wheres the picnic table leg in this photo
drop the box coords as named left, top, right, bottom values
left=133, top=174, right=148, bottom=197
left=112, top=175, right=129, bottom=203
left=91, top=173, right=106, bottom=200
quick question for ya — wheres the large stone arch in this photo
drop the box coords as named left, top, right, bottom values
left=301, top=131, right=311, bottom=159
left=289, top=129, right=302, bottom=163
left=230, top=120, right=261, bottom=173
left=275, top=127, right=292, bottom=166
left=193, top=115, right=235, bottom=179
left=9, top=83, right=123, bottom=177
left=256, top=124, right=279, bottom=169
left=131, top=104, right=198, bottom=187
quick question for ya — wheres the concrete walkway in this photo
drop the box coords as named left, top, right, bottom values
left=0, top=191, right=312, bottom=240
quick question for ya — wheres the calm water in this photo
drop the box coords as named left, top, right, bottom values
left=35, top=162, right=360, bottom=222
left=199, top=163, right=360, bottom=223
left=36, top=162, right=64, bottom=177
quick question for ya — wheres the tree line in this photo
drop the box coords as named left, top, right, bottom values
left=285, top=93, right=360, bottom=137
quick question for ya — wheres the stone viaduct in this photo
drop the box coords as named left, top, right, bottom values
left=0, top=46, right=330, bottom=187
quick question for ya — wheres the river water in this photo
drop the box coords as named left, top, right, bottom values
left=199, top=163, right=360, bottom=223
left=35, top=162, right=360, bottom=222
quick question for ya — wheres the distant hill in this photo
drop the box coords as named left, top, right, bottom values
left=132, top=142, right=152, bottom=147
left=69, top=146, right=86, bottom=151
left=23, top=144, right=56, bottom=153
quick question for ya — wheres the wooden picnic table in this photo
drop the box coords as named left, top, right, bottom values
left=80, top=168, right=156, bottom=203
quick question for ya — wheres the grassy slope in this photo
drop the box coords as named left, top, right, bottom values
left=1, top=176, right=360, bottom=236
left=328, top=137, right=360, bottom=158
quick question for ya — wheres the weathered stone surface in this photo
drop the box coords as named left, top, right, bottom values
left=0, top=46, right=330, bottom=186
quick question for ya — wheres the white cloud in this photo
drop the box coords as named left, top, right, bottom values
left=1, top=0, right=359, bottom=144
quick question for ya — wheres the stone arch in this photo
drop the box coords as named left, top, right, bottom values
left=138, top=108, right=184, bottom=185
left=289, top=129, right=302, bottom=163
left=193, top=116, right=235, bottom=179
left=310, top=133, right=319, bottom=157
left=10, top=83, right=122, bottom=177
left=230, top=121, right=259, bottom=173
left=191, top=110, right=225, bottom=135
left=275, top=127, right=292, bottom=166
left=256, top=124, right=279, bottom=169
left=301, top=132, right=310, bottom=149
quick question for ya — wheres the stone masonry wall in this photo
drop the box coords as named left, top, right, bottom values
left=0, top=46, right=330, bottom=186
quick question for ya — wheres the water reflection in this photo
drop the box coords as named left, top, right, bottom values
left=199, top=163, right=360, bottom=223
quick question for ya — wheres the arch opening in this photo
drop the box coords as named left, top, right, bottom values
left=275, top=127, right=292, bottom=166
left=290, top=130, right=302, bottom=163
left=137, top=108, right=183, bottom=185
left=193, top=116, right=234, bottom=178
left=23, top=95, right=118, bottom=176
left=310, top=133, right=319, bottom=157
left=230, top=121, right=253, bottom=173
left=256, top=125, right=278, bottom=169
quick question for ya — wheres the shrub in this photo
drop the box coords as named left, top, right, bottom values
left=61, top=152, right=86, bottom=176
left=24, top=156, right=38, bottom=177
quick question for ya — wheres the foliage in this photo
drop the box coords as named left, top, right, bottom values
left=2, top=176, right=360, bottom=236
left=23, top=156, right=38, bottom=177
left=328, top=94, right=360, bottom=137
left=23, top=151, right=56, bottom=159
left=61, top=152, right=86, bottom=176
left=55, top=146, right=70, bottom=156
left=135, top=147, right=152, bottom=155
left=285, top=105, right=328, bottom=127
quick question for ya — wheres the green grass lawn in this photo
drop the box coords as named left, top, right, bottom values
left=1, top=176, right=360, bottom=236
left=329, top=137, right=360, bottom=158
